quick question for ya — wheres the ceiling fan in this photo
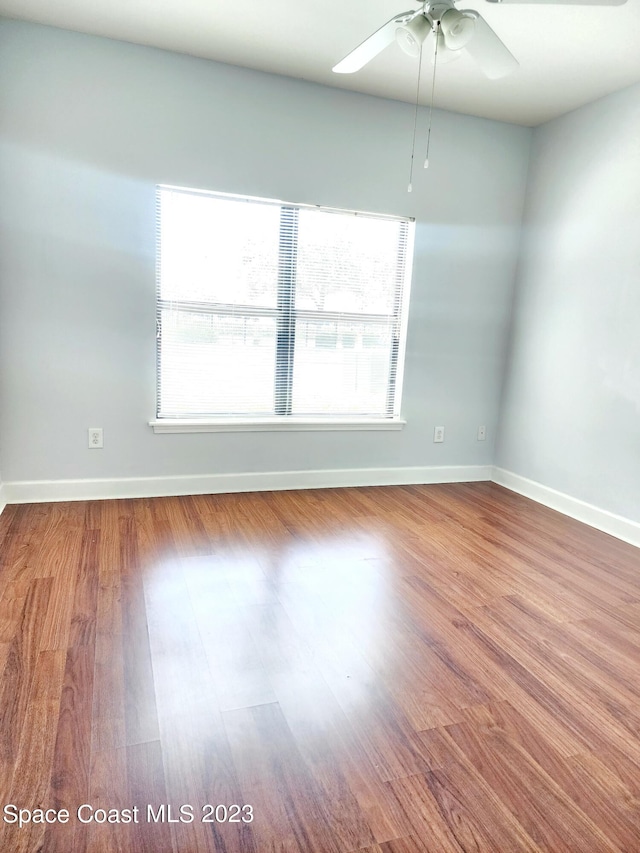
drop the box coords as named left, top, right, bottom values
left=333, top=0, right=628, bottom=80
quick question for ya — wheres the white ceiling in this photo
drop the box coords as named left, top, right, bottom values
left=1, top=0, right=639, bottom=125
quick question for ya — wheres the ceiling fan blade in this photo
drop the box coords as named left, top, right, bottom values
left=463, top=12, right=519, bottom=79
left=332, top=10, right=421, bottom=73
left=485, top=0, right=626, bottom=5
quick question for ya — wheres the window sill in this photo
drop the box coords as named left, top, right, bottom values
left=149, top=418, right=406, bottom=434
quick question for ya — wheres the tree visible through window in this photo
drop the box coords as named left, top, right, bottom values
left=156, top=186, right=414, bottom=420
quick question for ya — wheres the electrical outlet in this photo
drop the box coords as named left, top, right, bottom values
left=434, top=425, right=445, bottom=443
left=88, top=427, right=103, bottom=449
left=477, top=425, right=487, bottom=441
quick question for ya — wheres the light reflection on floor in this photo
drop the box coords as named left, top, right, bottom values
left=143, top=532, right=395, bottom=723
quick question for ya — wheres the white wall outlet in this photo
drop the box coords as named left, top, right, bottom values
left=477, top=425, right=487, bottom=441
left=88, top=427, right=103, bottom=449
left=434, top=425, right=445, bottom=443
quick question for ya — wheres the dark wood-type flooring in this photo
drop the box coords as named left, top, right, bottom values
left=0, top=482, right=639, bottom=852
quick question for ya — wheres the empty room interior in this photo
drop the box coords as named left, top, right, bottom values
left=0, top=0, right=639, bottom=850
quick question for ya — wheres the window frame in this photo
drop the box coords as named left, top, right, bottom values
left=151, top=186, right=414, bottom=433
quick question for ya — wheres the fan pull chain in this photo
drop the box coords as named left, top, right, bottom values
left=424, top=21, right=439, bottom=169
left=407, top=35, right=425, bottom=193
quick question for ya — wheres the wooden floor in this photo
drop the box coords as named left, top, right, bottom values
left=0, top=483, right=639, bottom=852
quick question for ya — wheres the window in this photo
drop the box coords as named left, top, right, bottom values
left=153, top=186, right=413, bottom=431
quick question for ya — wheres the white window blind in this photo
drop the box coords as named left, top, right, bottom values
left=156, top=186, right=413, bottom=421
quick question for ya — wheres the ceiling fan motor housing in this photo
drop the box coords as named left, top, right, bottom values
left=424, top=0, right=458, bottom=23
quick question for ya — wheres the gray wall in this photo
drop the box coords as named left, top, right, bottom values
left=0, top=20, right=530, bottom=483
left=496, top=82, right=640, bottom=520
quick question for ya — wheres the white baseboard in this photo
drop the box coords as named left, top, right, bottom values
left=492, top=467, right=640, bottom=549
left=4, top=466, right=637, bottom=549
left=2, top=464, right=493, bottom=505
